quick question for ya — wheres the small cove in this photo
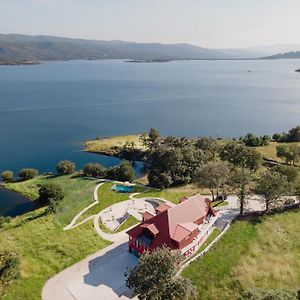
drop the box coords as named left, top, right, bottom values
left=0, top=187, right=36, bottom=217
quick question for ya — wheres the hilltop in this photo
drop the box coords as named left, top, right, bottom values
left=0, top=33, right=264, bottom=63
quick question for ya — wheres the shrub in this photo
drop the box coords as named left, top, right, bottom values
left=272, top=133, right=282, bottom=142
left=1, top=170, right=13, bottom=182
left=243, top=133, right=270, bottom=147
left=0, top=216, right=11, bottom=228
left=38, top=183, right=64, bottom=205
left=18, top=168, right=38, bottom=180
left=56, top=160, right=75, bottom=175
left=0, top=252, right=20, bottom=296
left=83, top=163, right=106, bottom=178
left=114, top=161, right=135, bottom=182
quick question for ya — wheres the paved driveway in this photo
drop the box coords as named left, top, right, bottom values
left=42, top=238, right=138, bottom=300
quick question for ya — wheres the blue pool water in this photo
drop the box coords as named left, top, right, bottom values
left=113, top=185, right=133, bottom=193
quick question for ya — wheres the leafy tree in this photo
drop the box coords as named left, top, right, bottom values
left=276, top=145, right=300, bottom=166
left=115, top=161, right=135, bottom=182
left=148, top=172, right=173, bottom=189
left=18, top=168, right=38, bottom=180
left=255, top=170, right=292, bottom=211
left=273, top=165, right=299, bottom=183
left=194, top=161, right=230, bottom=201
left=141, top=128, right=162, bottom=152
left=229, top=168, right=253, bottom=215
left=1, top=170, right=13, bottom=182
left=0, top=252, right=20, bottom=296
left=220, top=142, right=262, bottom=171
left=195, top=137, right=220, bottom=161
left=147, top=144, right=204, bottom=188
left=272, top=133, right=282, bottom=142
left=38, top=183, right=64, bottom=205
left=56, top=160, right=76, bottom=175
left=125, top=247, right=197, bottom=300
left=83, top=163, right=106, bottom=178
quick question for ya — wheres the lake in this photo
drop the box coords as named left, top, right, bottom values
left=0, top=59, right=300, bottom=175
left=0, top=187, right=35, bottom=217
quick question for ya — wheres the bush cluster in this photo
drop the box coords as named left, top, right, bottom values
left=242, top=133, right=270, bottom=147
left=18, top=168, right=39, bottom=180
left=0, top=252, right=20, bottom=296
left=83, top=161, right=135, bottom=182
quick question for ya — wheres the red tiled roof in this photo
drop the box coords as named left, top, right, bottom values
left=126, top=195, right=216, bottom=250
left=155, top=203, right=175, bottom=213
left=140, top=223, right=159, bottom=235
left=143, top=211, right=155, bottom=221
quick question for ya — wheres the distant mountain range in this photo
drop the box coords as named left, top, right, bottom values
left=1, top=34, right=300, bottom=63
left=263, top=51, right=300, bottom=59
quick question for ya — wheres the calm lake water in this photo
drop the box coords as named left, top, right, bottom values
left=0, top=188, right=35, bottom=217
left=0, top=59, right=300, bottom=174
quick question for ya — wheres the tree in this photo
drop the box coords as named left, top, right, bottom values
left=272, top=133, right=282, bottom=142
left=229, top=168, right=253, bottom=215
left=195, top=137, right=220, bottom=161
left=255, top=170, right=292, bottom=211
left=141, top=128, right=162, bottom=152
left=194, top=161, right=230, bottom=201
left=83, top=163, right=106, bottom=178
left=56, top=160, right=75, bottom=175
left=125, top=247, right=197, bottom=300
left=1, top=170, right=13, bottom=182
left=115, top=161, right=135, bottom=182
left=276, top=145, right=300, bottom=166
left=38, top=183, right=64, bottom=206
left=220, top=142, right=262, bottom=171
left=285, top=126, right=300, bottom=142
left=18, top=168, right=38, bottom=180
left=273, top=165, right=299, bottom=183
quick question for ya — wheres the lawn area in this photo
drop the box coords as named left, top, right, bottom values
left=135, top=184, right=210, bottom=204
left=1, top=175, right=111, bottom=299
left=76, top=182, right=148, bottom=223
left=182, top=209, right=300, bottom=300
left=116, top=215, right=139, bottom=232
left=84, top=134, right=145, bottom=153
left=255, top=141, right=300, bottom=165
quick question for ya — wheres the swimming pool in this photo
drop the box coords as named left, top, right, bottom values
left=112, top=185, right=133, bottom=193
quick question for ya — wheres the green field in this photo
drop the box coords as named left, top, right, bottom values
left=256, top=141, right=300, bottom=165
left=1, top=175, right=111, bottom=299
left=76, top=182, right=147, bottom=223
left=182, top=209, right=300, bottom=300
left=84, top=134, right=145, bottom=154
left=134, top=184, right=209, bottom=204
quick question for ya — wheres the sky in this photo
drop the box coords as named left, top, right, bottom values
left=1, top=0, right=300, bottom=48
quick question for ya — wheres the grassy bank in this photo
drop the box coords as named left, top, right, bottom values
left=255, top=141, right=300, bottom=165
left=84, top=134, right=145, bottom=155
left=182, top=209, right=300, bottom=300
left=1, top=175, right=111, bottom=299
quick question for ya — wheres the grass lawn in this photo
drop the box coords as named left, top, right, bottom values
left=135, top=184, right=210, bottom=204
left=255, top=141, right=300, bottom=165
left=192, top=228, right=221, bottom=256
left=1, top=175, right=111, bottom=299
left=84, top=134, right=145, bottom=153
left=182, top=209, right=300, bottom=300
left=76, top=183, right=148, bottom=223
left=116, top=215, right=139, bottom=232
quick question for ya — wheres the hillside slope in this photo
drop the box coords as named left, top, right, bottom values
left=0, top=34, right=264, bottom=62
